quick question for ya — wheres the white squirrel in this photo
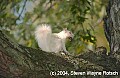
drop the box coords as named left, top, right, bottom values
left=35, top=24, right=74, bottom=53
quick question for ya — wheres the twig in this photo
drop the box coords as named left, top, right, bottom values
left=32, top=1, right=56, bottom=24
left=17, top=0, right=27, bottom=20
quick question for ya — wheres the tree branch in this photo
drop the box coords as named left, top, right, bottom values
left=17, top=0, right=27, bottom=20
left=0, top=29, right=120, bottom=77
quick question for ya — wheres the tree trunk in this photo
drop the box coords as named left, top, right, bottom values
left=104, top=0, right=120, bottom=54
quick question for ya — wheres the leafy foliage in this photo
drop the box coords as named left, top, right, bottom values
left=0, top=0, right=108, bottom=55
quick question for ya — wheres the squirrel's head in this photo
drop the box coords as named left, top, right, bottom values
left=61, top=28, right=74, bottom=41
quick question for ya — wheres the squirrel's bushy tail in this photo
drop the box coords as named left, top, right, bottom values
left=35, top=24, right=52, bottom=52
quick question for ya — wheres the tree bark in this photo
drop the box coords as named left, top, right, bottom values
left=104, top=0, right=120, bottom=54
left=0, top=31, right=120, bottom=77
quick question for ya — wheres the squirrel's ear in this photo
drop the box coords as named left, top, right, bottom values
left=63, top=28, right=67, bottom=31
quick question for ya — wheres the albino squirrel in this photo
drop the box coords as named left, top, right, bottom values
left=35, top=24, right=74, bottom=54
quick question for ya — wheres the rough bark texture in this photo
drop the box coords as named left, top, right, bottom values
left=104, top=0, right=120, bottom=54
left=0, top=31, right=120, bottom=77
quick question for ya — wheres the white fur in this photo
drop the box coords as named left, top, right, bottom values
left=35, top=24, right=74, bottom=53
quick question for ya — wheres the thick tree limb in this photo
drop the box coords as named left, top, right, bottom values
left=0, top=30, right=120, bottom=78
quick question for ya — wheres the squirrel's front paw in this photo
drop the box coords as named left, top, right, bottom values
left=62, top=51, right=71, bottom=56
